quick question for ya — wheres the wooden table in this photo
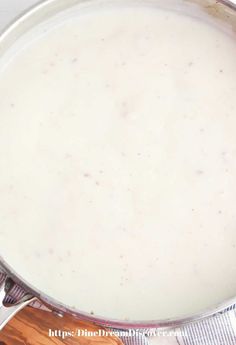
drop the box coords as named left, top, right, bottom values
left=0, top=307, right=123, bottom=345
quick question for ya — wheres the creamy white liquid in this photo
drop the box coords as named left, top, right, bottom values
left=0, top=0, right=236, bottom=321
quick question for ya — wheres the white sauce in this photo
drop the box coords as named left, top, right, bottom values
left=0, top=0, right=236, bottom=321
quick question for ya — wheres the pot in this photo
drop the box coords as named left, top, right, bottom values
left=0, top=0, right=236, bottom=332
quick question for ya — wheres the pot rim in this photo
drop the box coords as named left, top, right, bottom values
left=0, top=0, right=236, bottom=330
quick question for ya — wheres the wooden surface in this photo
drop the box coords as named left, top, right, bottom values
left=0, top=307, right=123, bottom=345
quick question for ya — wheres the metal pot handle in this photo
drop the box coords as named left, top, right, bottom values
left=0, top=276, right=36, bottom=331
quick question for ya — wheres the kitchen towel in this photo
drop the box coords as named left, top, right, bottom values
left=0, top=272, right=236, bottom=345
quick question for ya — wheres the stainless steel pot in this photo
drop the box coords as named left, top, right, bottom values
left=0, top=0, right=236, bottom=332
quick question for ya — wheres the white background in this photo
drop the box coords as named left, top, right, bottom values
left=0, top=1, right=235, bottom=345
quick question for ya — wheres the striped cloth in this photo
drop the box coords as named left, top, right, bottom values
left=115, top=307, right=236, bottom=345
left=0, top=272, right=236, bottom=344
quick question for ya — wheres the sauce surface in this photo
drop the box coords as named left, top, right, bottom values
left=0, top=0, right=236, bottom=321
